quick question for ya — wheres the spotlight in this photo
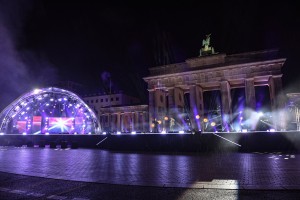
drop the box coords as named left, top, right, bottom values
left=0, top=133, right=4, bottom=135
left=195, top=115, right=200, bottom=119
left=45, top=132, right=49, bottom=135
left=270, top=129, right=275, bottom=132
left=33, top=89, right=41, bottom=94
left=179, top=130, right=184, bottom=134
left=88, top=132, right=92, bottom=135
left=22, top=132, right=27, bottom=135
left=161, top=130, right=166, bottom=134
left=131, top=131, right=136, bottom=135
left=164, top=116, right=168, bottom=121
left=117, top=131, right=121, bottom=135
left=242, top=129, right=248, bottom=132
left=258, top=112, right=264, bottom=117
left=103, top=132, right=107, bottom=135
left=203, top=118, right=208, bottom=123
left=210, top=122, right=216, bottom=127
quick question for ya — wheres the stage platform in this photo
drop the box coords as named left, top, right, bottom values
left=1, top=131, right=300, bottom=153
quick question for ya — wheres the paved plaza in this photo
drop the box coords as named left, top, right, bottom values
left=0, top=146, right=300, bottom=199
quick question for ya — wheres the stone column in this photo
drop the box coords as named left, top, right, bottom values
left=131, top=112, right=135, bottom=132
left=134, top=112, right=139, bottom=132
left=167, top=87, right=176, bottom=129
left=110, top=114, right=114, bottom=131
left=120, top=113, right=124, bottom=132
left=154, top=89, right=167, bottom=122
left=269, top=75, right=285, bottom=130
left=220, top=81, right=232, bottom=129
left=99, top=115, right=103, bottom=131
left=106, top=114, right=110, bottom=132
left=269, top=75, right=284, bottom=111
left=117, top=113, right=121, bottom=132
left=148, top=90, right=155, bottom=132
left=245, top=78, right=256, bottom=110
left=143, top=112, right=148, bottom=132
left=174, top=87, right=185, bottom=130
left=109, top=114, right=113, bottom=131
left=189, top=85, right=204, bottom=131
left=296, top=107, right=300, bottom=131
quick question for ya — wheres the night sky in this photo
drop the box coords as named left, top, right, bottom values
left=0, top=1, right=300, bottom=110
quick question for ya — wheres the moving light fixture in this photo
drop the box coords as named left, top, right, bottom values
left=258, top=112, right=263, bottom=117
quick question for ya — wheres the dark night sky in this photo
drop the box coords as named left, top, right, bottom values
left=0, top=1, right=300, bottom=110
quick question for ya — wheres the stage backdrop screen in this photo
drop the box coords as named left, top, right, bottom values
left=16, top=121, right=27, bottom=134
left=32, top=116, right=42, bottom=134
left=48, top=117, right=74, bottom=134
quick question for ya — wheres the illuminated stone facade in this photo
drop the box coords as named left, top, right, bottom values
left=143, top=49, right=286, bottom=132
left=99, top=105, right=148, bottom=133
left=83, top=93, right=148, bottom=133
left=286, top=93, right=300, bottom=131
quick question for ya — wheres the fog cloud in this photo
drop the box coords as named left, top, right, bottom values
left=0, top=1, right=57, bottom=111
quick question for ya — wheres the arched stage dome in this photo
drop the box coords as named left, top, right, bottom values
left=0, top=87, right=101, bottom=134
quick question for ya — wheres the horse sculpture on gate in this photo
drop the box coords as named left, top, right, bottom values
left=199, top=33, right=216, bottom=56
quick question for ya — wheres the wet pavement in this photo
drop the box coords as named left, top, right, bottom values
left=0, top=146, right=300, bottom=199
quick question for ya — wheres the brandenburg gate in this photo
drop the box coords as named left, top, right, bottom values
left=143, top=36, right=286, bottom=132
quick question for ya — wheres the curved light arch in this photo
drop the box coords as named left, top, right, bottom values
left=0, top=87, right=101, bottom=134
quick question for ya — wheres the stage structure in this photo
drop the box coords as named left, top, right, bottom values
left=0, top=87, right=101, bottom=135
left=143, top=35, right=286, bottom=133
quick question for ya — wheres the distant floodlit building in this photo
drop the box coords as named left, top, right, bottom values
left=83, top=93, right=148, bottom=133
